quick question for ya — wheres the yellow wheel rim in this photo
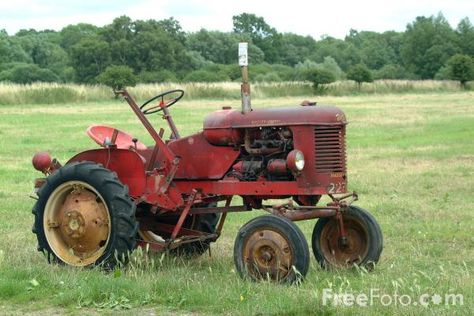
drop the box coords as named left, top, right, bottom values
left=43, top=181, right=111, bottom=266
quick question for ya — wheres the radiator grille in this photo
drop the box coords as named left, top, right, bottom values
left=314, top=125, right=346, bottom=173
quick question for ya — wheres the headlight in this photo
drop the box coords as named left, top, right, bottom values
left=287, top=150, right=305, bottom=172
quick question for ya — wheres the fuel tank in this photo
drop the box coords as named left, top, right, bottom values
left=203, top=105, right=346, bottom=146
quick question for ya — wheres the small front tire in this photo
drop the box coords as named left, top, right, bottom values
left=234, top=215, right=310, bottom=284
left=312, top=205, right=383, bottom=270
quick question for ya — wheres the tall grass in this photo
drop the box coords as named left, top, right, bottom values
left=0, top=80, right=470, bottom=105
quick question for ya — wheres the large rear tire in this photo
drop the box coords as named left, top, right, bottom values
left=32, top=162, right=138, bottom=269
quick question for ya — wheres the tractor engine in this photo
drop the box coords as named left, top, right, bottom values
left=229, top=127, right=295, bottom=181
left=203, top=105, right=348, bottom=196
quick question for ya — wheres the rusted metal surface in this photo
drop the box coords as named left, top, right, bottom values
left=32, top=153, right=62, bottom=175
left=239, top=42, right=251, bottom=114
left=319, top=215, right=369, bottom=267
left=266, top=159, right=288, bottom=175
left=173, top=180, right=329, bottom=196
left=214, top=196, right=232, bottom=239
left=314, top=125, right=346, bottom=173
left=170, top=190, right=197, bottom=240
left=244, top=130, right=281, bottom=155
left=242, top=227, right=293, bottom=281
left=68, top=148, right=146, bottom=197
left=240, top=67, right=251, bottom=114
left=32, top=151, right=52, bottom=173
left=86, top=125, right=147, bottom=150
left=43, top=181, right=110, bottom=266
left=264, top=201, right=337, bottom=221
left=162, top=106, right=180, bottom=139
left=166, top=132, right=240, bottom=179
left=188, top=205, right=248, bottom=215
left=138, top=221, right=217, bottom=251
left=203, top=106, right=347, bottom=130
left=167, top=234, right=218, bottom=250
left=118, top=90, right=177, bottom=167
left=264, top=192, right=358, bottom=222
left=202, top=127, right=242, bottom=146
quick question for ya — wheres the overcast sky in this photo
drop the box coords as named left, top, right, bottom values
left=1, top=0, right=472, bottom=39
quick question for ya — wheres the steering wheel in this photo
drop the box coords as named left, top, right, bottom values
left=140, top=89, right=184, bottom=115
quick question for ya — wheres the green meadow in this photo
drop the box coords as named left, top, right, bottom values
left=0, top=91, right=473, bottom=315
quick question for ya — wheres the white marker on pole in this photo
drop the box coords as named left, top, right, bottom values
left=238, top=42, right=248, bottom=66
left=239, top=42, right=251, bottom=113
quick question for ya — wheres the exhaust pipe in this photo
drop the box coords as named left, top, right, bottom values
left=239, top=42, right=252, bottom=114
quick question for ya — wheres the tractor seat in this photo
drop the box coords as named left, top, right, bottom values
left=86, top=125, right=147, bottom=151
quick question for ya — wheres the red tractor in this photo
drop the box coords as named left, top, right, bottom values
left=31, top=45, right=382, bottom=284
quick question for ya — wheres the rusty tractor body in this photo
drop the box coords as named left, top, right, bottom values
left=31, top=45, right=382, bottom=283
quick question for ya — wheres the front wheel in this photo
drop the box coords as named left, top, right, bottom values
left=234, top=215, right=310, bottom=284
left=312, top=205, right=383, bottom=270
left=32, top=162, right=138, bottom=269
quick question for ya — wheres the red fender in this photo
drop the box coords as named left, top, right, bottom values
left=67, top=148, right=146, bottom=198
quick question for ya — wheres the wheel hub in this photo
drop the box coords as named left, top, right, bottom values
left=243, top=229, right=293, bottom=281
left=64, top=210, right=85, bottom=238
left=321, top=217, right=369, bottom=267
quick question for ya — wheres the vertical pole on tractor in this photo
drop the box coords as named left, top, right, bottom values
left=239, top=42, right=252, bottom=114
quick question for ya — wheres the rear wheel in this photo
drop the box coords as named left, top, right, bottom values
left=234, top=215, right=309, bottom=284
left=32, top=162, right=138, bottom=268
left=311, top=205, right=383, bottom=270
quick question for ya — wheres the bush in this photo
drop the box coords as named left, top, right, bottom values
left=254, top=72, right=282, bottom=82
left=219, top=64, right=241, bottom=81
left=271, top=64, right=296, bottom=81
left=96, top=65, right=137, bottom=90
left=319, top=56, right=345, bottom=80
left=444, top=54, right=474, bottom=88
left=303, top=68, right=336, bottom=93
left=347, top=64, right=373, bottom=89
left=138, top=70, right=177, bottom=83
left=0, top=63, right=60, bottom=84
left=295, top=58, right=344, bottom=81
left=183, top=70, right=229, bottom=82
left=374, top=64, right=410, bottom=80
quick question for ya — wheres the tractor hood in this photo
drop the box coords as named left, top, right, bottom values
left=203, top=105, right=347, bottom=130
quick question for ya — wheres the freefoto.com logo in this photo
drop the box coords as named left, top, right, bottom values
left=321, top=288, right=464, bottom=307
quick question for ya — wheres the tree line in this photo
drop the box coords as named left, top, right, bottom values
left=0, top=12, right=473, bottom=89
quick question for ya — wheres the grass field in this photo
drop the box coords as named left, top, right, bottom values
left=0, top=91, right=473, bottom=315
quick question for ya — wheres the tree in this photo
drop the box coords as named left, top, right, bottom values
left=279, top=33, right=316, bottom=66
left=233, top=13, right=282, bottom=63
left=70, top=38, right=111, bottom=83
left=444, top=54, right=474, bottom=88
left=0, top=63, right=59, bottom=83
left=346, top=30, right=399, bottom=70
left=311, top=36, right=361, bottom=71
left=0, top=31, right=31, bottom=65
left=16, top=35, right=69, bottom=78
left=347, top=64, right=373, bottom=89
left=295, top=58, right=343, bottom=81
left=374, top=64, right=412, bottom=79
left=401, top=14, right=459, bottom=79
left=456, top=17, right=474, bottom=56
left=60, top=23, right=99, bottom=52
left=97, top=65, right=137, bottom=90
left=303, top=68, right=335, bottom=93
